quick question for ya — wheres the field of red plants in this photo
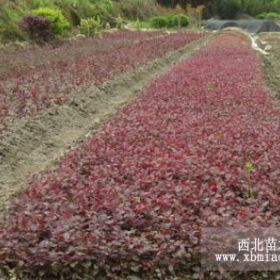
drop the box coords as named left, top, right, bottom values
left=0, top=31, right=203, bottom=129
left=1, top=32, right=280, bottom=279
left=0, top=31, right=165, bottom=77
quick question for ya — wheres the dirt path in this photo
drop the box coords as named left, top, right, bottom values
left=0, top=35, right=210, bottom=213
left=258, top=32, right=280, bottom=98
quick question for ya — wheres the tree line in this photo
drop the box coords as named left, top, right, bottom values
left=156, top=0, right=280, bottom=19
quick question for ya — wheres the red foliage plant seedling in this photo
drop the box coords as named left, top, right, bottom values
left=0, top=31, right=204, bottom=129
left=1, top=33, right=280, bottom=279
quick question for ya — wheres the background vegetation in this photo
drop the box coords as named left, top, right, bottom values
left=151, top=14, right=189, bottom=28
left=0, top=0, right=279, bottom=42
left=158, top=0, right=280, bottom=19
left=0, top=0, right=120, bottom=42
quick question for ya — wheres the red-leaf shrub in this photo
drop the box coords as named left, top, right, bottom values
left=21, top=15, right=53, bottom=42
left=0, top=31, right=203, bottom=128
left=2, top=33, right=279, bottom=279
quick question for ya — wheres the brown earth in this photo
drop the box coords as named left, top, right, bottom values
left=258, top=32, right=280, bottom=99
left=0, top=35, right=210, bottom=214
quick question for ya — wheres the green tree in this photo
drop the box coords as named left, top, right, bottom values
left=211, top=0, right=241, bottom=19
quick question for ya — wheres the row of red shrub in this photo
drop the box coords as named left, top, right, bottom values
left=0, top=31, right=203, bottom=128
left=1, top=33, right=280, bottom=279
left=0, top=31, right=165, bottom=78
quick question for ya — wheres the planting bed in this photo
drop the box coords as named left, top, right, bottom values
left=0, top=31, right=203, bottom=129
left=1, top=32, right=280, bottom=279
left=0, top=33, right=207, bottom=214
left=0, top=31, right=165, bottom=76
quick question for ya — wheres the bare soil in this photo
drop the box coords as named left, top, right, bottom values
left=258, top=32, right=280, bottom=98
left=0, top=35, right=210, bottom=214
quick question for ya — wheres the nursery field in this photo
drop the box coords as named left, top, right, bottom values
left=1, top=30, right=280, bottom=279
left=0, top=31, right=206, bottom=213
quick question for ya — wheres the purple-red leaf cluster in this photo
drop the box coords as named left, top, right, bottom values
left=1, top=33, right=280, bottom=278
left=0, top=31, right=203, bottom=127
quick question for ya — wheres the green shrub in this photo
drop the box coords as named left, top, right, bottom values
left=117, top=0, right=157, bottom=20
left=210, top=0, right=241, bottom=19
left=0, top=3, right=25, bottom=41
left=105, top=22, right=111, bottom=30
left=151, top=16, right=168, bottom=28
left=151, top=14, right=188, bottom=29
left=241, top=0, right=280, bottom=17
left=166, top=14, right=178, bottom=27
left=178, top=14, right=189, bottom=27
left=257, top=12, right=280, bottom=19
left=51, top=0, right=81, bottom=26
left=52, top=0, right=116, bottom=27
left=96, top=0, right=115, bottom=16
left=135, top=18, right=142, bottom=31
left=116, top=15, right=125, bottom=30
left=22, top=0, right=46, bottom=9
left=64, top=0, right=117, bottom=23
left=32, top=7, right=70, bottom=35
left=79, top=16, right=101, bottom=36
